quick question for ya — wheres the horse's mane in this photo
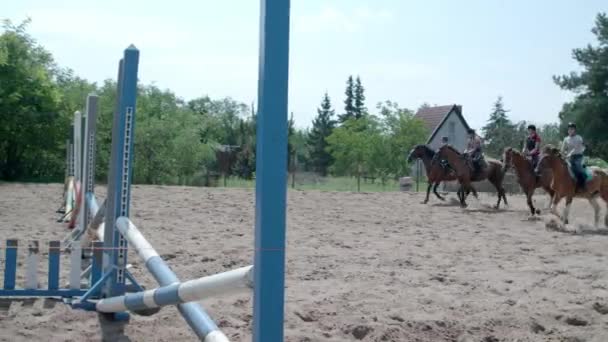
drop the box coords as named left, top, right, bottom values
left=539, top=144, right=569, bottom=169
left=441, top=144, right=462, bottom=155
left=542, top=144, right=561, bottom=156
left=413, top=144, right=436, bottom=159
left=510, top=148, right=524, bottom=157
left=504, top=147, right=525, bottom=159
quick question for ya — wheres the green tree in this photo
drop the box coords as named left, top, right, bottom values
left=482, top=96, right=516, bottom=158
left=232, top=103, right=256, bottom=179
left=307, top=92, right=336, bottom=176
left=291, top=128, right=311, bottom=171
left=539, top=123, right=562, bottom=148
left=339, top=75, right=355, bottom=123
left=0, top=19, right=64, bottom=180
left=353, top=76, right=366, bottom=119
left=326, top=117, right=381, bottom=190
left=554, top=12, right=608, bottom=159
left=288, top=112, right=295, bottom=170
left=375, top=101, right=428, bottom=179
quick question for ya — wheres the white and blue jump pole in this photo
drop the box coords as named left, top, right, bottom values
left=95, top=217, right=252, bottom=313
left=101, top=46, right=230, bottom=341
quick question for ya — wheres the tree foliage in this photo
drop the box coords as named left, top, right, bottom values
left=0, top=19, right=65, bottom=180
left=554, top=12, right=608, bottom=159
left=326, top=101, right=427, bottom=182
left=482, top=96, right=517, bottom=158
left=307, top=92, right=336, bottom=176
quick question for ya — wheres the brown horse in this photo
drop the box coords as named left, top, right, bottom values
left=535, top=147, right=608, bottom=226
left=407, top=144, right=459, bottom=204
left=436, top=145, right=508, bottom=208
left=502, top=147, right=554, bottom=216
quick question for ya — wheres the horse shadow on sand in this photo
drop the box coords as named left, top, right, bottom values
left=431, top=197, right=518, bottom=214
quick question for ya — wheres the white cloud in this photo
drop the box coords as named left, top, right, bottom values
left=294, top=5, right=393, bottom=34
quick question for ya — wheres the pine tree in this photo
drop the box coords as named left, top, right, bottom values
left=353, top=76, right=366, bottom=119
left=339, top=76, right=355, bottom=123
left=554, top=12, right=608, bottom=159
left=482, top=96, right=517, bottom=158
left=288, top=112, right=296, bottom=170
left=308, top=92, right=336, bottom=176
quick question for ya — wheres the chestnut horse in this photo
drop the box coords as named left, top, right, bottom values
left=535, top=147, right=608, bottom=226
left=407, top=144, right=460, bottom=204
left=436, top=145, right=508, bottom=209
left=502, top=147, right=554, bottom=216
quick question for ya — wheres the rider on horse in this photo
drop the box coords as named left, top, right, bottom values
left=437, top=136, right=451, bottom=167
left=464, top=128, right=484, bottom=175
left=523, top=124, right=541, bottom=168
left=561, top=122, right=586, bottom=192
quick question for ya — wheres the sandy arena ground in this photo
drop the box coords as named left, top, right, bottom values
left=1, top=183, right=608, bottom=342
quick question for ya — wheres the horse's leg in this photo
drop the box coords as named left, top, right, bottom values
left=433, top=182, right=445, bottom=201
left=545, top=188, right=555, bottom=210
left=465, top=183, right=477, bottom=207
left=551, top=193, right=562, bottom=217
left=473, top=187, right=479, bottom=199
left=526, top=190, right=536, bottom=216
left=494, top=185, right=502, bottom=209
left=459, top=183, right=468, bottom=208
left=423, top=182, right=432, bottom=204
left=562, top=196, right=573, bottom=225
left=588, top=195, right=600, bottom=227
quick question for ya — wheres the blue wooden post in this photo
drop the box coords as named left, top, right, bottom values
left=3, top=240, right=17, bottom=290
left=48, top=241, right=60, bottom=290
left=253, top=0, right=290, bottom=341
left=103, top=46, right=139, bottom=299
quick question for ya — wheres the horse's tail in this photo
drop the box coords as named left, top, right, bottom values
left=600, top=170, right=608, bottom=201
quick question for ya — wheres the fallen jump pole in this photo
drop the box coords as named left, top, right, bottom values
left=113, top=216, right=230, bottom=342
left=96, top=265, right=253, bottom=313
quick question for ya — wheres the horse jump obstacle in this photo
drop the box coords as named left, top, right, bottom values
left=0, top=1, right=290, bottom=340
left=58, top=94, right=98, bottom=233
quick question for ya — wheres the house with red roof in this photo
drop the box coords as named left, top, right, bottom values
left=414, top=104, right=471, bottom=151
left=410, top=104, right=471, bottom=179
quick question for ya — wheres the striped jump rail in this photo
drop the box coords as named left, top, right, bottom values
left=0, top=240, right=104, bottom=298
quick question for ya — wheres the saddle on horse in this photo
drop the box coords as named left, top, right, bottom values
left=527, top=154, right=539, bottom=169
left=567, top=157, right=592, bottom=192
left=465, top=152, right=486, bottom=178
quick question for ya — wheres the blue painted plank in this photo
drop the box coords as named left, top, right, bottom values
left=0, top=289, right=88, bottom=297
left=48, top=241, right=60, bottom=290
left=3, top=240, right=18, bottom=290
left=253, top=1, right=291, bottom=341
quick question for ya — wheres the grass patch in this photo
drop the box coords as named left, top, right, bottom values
left=224, top=173, right=424, bottom=192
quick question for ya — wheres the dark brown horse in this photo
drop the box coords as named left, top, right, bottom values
left=502, top=147, right=554, bottom=216
left=436, top=145, right=508, bottom=208
left=535, top=147, right=608, bottom=226
left=407, top=144, right=458, bottom=204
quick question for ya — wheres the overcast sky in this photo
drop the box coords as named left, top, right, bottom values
left=4, top=0, right=607, bottom=129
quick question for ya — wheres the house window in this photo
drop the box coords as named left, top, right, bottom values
left=448, top=122, right=456, bottom=143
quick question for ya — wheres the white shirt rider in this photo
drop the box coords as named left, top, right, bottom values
left=561, top=134, right=585, bottom=157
